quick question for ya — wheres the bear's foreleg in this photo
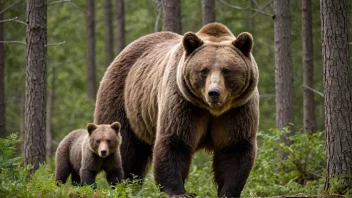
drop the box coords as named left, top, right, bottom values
left=213, top=137, right=256, bottom=197
left=71, top=170, right=81, bottom=186
left=80, top=168, right=98, bottom=188
left=106, top=168, right=124, bottom=186
left=153, top=137, right=193, bottom=196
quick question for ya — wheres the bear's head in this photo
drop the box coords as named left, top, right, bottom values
left=86, top=122, right=122, bottom=158
left=177, top=23, right=258, bottom=116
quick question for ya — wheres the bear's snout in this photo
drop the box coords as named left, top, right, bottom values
left=100, top=149, right=107, bottom=156
left=208, top=88, right=220, bottom=99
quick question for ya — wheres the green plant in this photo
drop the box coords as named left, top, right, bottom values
left=243, top=128, right=326, bottom=197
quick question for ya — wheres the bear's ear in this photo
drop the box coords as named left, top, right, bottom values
left=87, top=123, right=97, bottom=135
left=183, top=32, right=203, bottom=55
left=111, top=122, right=121, bottom=134
left=232, top=32, right=253, bottom=57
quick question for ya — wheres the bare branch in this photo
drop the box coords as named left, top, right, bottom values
left=302, top=85, right=324, bottom=98
left=219, top=0, right=273, bottom=17
left=0, top=0, right=22, bottom=14
left=47, top=0, right=71, bottom=6
left=0, top=41, right=26, bottom=45
left=0, top=17, right=27, bottom=25
left=45, top=41, right=66, bottom=47
left=249, top=0, right=273, bottom=18
left=68, top=2, right=85, bottom=13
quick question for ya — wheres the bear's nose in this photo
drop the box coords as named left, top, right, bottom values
left=101, top=150, right=107, bottom=156
left=208, top=88, right=220, bottom=99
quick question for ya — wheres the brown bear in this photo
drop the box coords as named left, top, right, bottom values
left=55, top=122, right=123, bottom=187
left=94, top=23, right=259, bottom=197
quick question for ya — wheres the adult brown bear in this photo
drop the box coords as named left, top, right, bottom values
left=94, top=23, right=259, bottom=198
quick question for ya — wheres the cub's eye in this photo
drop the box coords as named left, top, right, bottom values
left=223, top=68, right=231, bottom=75
left=200, top=68, right=208, bottom=77
left=107, top=140, right=111, bottom=144
left=96, top=140, right=100, bottom=144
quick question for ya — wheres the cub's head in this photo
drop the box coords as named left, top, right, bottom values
left=177, top=23, right=258, bottom=116
left=86, top=122, right=122, bottom=158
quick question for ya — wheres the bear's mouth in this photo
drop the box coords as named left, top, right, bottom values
left=208, top=101, right=223, bottom=107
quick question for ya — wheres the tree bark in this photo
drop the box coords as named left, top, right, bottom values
left=0, top=0, right=5, bottom=138
left=302, top=0, right=316, bottom=133
left=202, top=0, right=215, bottom=26
left=273, top=0, right=294, bottom=132
left=24, top=0, right=47, bottom=174
left=162, top=0, right=182, bottom=34
left=321, top=0, right=352, bottom=194
left=104, top=0, right=114, bottom=66
left=86, top=0, right=96, bottom=100
left=116, top=0, right=125, bottom=54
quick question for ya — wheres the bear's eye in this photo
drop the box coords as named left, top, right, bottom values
left=107, top=140, right=111, bottom=144
left=96, top=140, right=100, bottom=144
left=200, top=68, right=208, bottom=77
left=223, top=68, right=231, bottom=75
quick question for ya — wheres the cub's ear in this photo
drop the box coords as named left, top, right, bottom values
left=232, top=32, right=253, bottom=57
left=183, top=32, right=203, bottom=55
left=87, top=123, right=97, bottom=135
left=111, top=122, right=121, bottom=134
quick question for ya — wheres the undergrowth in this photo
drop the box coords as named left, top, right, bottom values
left=0, top=128, right=326, bottom=197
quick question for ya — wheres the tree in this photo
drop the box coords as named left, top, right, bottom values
left=46, top=65, right=56, bottom=159
left=104, top=0, right=114, bottom=66
left=162, top=0, right=181, bottom=34
left=202, top=0, right=215, bottom=26
left=273, top=0, right=294, bottom=131
left=116, top=0, right=125, bottom=54
left=86, top=0, right=96, bottom=100
left=302, top=0, right=316, bottom=133
left=0, top=0, right=5, bottom=138
left=24, top=0, right=47, bottom=174
left=321, top=0, right=352, bottom=194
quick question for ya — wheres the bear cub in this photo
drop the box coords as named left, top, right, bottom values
left=55, top=122, right=123, bottom=187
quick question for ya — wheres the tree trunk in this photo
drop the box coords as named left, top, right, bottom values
left=86, top=0, right=96, bottom=100
left=0, top=0, right=5, bottom=138
left=202, top=0, right=215, bottom=26
left=162, top=0, right=182, bottom=34
left=273, top=0, right=294, bottom=131
left=46, top=66, right=55, bottom=159
left=321, top=0, right=352, bottom=194
left=104, top=0, right=114, bottom=65
left=116, top=0, right=125, bottom=54
left=24, top=0, right=47, bottom=174
left=302, top=0, right=316, bottom=133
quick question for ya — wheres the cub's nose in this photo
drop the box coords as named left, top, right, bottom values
left=101, top=150, right=107, bottom=156
left=208, top=88, right=220, bottom=99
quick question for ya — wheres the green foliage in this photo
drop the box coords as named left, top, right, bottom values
left=243, top=128, right=325, bottom=197
left=0, top=134, right=31, bottom=197
left=0, top=129, right=328, bottom=197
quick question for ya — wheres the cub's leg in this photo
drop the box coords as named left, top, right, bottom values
left=105, top=153, right=124, bottom=186
left=71, top=170, right=81, bottom=186
left=55, top=143, right=72, bottom=185
left=106, top=168, right=124, bottom=186
left=213, top=138, right=256, bottom=197
left=80, top=168, right=98, bottom=188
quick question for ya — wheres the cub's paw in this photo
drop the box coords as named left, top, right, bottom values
left=170, top=193, right=197, bottom=198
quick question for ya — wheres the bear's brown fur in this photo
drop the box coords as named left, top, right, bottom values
left=55, top=122, right=123, bottom=187
left=94, top=23, right=259, bottom=197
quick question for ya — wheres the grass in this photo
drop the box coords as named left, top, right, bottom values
left=0, top=129, right=328, bottom=197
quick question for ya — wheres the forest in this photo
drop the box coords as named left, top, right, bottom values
left=0, top=0, right=352, bottom=197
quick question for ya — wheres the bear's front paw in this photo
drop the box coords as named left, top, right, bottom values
left=170, top=193, right=197, bottom=198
